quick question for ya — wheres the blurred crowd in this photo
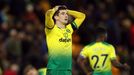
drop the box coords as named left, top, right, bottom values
left=0, top=0, right=134, bottom=75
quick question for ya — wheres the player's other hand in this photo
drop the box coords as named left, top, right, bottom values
left=123, top=63, right=130, bottom=71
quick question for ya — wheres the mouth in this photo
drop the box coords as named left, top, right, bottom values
left=65, top=19, right=68, bottom=21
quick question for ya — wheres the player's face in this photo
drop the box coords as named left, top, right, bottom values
left=57, top=10, right=68, bottom=25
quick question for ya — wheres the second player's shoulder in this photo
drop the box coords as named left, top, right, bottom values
left=102, top=42, right=112, bottom=46
left=83, top=42, right=96, bottom=49
left=88, top=42, right=96, bottom=46
left=102, top=42, right=115, bottom=49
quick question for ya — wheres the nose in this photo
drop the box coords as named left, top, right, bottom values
left=65, top=14, right=68, bottom=18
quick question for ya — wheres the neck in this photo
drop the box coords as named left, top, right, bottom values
left=95, top=38, right=105, bottom=42
left=56, top=21, right=65, bottom=29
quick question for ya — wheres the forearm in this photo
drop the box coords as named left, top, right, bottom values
left=45, top=8, right=55, bottom=28
left=68, top=10, right=86, bottom=28
left=68, top=10, right=85, bottom=19
left=112, top=59, right=125, bottom=69
left=80, top=62, right=90, bottom=74
left=77, top=57, right=90, bottom=74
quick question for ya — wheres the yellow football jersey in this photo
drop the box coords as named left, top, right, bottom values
left=80, top=42, right=116, bottom=72
left=45, top=8, right=85, bottom=70
left=45, top=24, right=73, bottom=70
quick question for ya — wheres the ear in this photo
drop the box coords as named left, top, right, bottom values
left=54, top=15, right=59, bottom=20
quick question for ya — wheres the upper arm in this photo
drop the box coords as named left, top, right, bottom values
left=109, top=45, right=116, bottom=60
left=77, top=54, right=87, bottom=64
left=45, top=9, right=55, bottom=29
left=80, top=47, right=89, bottom=58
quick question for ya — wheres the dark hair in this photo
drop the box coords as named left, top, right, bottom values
left=95, top=27, right=107, bottom=38
left=53, top=5, right=67, bottom=16
left=53, top=6, right=67, bottom=22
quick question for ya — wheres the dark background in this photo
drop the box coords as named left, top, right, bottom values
left=0, top=0, right=133, bottom=75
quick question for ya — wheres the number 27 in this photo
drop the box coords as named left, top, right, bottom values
left=91, top=54, right=108, bottom=68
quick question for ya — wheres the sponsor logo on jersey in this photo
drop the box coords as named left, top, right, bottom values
left=59, top=38, right=71, bottom=42
left=66, top=29, right=71, bottom=33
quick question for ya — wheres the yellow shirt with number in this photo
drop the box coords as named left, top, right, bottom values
left=80, top=42, right=116, bottom=73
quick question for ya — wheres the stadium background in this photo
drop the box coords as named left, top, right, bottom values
left=0, top=0, right=133, bottom=75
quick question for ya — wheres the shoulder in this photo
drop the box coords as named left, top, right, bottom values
left=102, top=42, right=115, bottom=48
left=66, top=24, right=73, bottom=32
left=102, top=42, right=111, bottom=46
left=45, top=25, right=56, bottom=34
left=83, top=42, right=95, bottom=50
left=88, top=42, right=96, bottom=46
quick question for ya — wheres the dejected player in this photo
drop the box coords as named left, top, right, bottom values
left=45, top=5, right=85, bottom=75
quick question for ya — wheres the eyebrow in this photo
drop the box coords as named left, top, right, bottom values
left=59, top=10, right=67, bottom=15
left=61, top=12, right=65, bottom=14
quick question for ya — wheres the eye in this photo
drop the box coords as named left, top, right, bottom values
left=61, top=12, right=65, bottom=15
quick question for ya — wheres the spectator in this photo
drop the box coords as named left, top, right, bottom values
left=5, top=29, right=22, bottom=63
left=3, top=63, right=19, bottom=75
left=23, top=65, right=38, bottom=75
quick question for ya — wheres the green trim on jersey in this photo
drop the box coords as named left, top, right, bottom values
left=102, top=42, right=110, bottom=46
left=71, top=21, right=77, bottom=28
left=88, top=42, right=95, bottom=46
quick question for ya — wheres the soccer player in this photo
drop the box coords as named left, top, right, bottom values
left=77, top=27, right=130, bottom=75
left=45, top=5, right=85, bottom=75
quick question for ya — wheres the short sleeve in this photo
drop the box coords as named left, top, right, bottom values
left=109, top=45, right=116, bottom=60
left=80, top=47, right=89, bottom=58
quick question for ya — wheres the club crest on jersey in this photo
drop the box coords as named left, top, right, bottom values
left=66, top=29, right=71, bottom=33
left=63, top=33, right=68, bottom=38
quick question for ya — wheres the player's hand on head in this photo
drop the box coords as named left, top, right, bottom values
left=53, top=5, right=67, bottom=11
left=53, top=5, right=60, bottom=11
left=53, top=5, right=62, bottom=11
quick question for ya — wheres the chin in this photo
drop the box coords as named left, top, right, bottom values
left=63, top=22, right=68, bottom=25
left=65, top=22, right=69, bottom=25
